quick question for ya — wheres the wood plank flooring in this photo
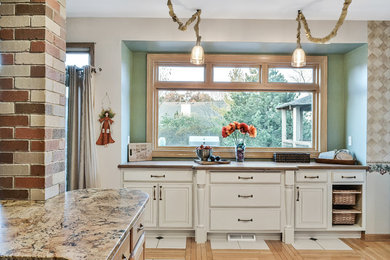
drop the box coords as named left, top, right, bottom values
left=146, top=237, right=390, bottom=260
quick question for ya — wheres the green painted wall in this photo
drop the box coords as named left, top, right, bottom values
left=120, top=43, right=132, bottom=163
left=130, top=52, right=147, bottom=143
left=327, top=54, right=347, bottom=150
left=128, top=51, right=364, bottom=156
left=344, top=44, right=368, bottom=164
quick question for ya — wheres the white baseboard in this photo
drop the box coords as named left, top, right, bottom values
left=145, top=230, right=195, bottom=238
left=295, top=231, right=361, bottom=239
left=208, top=232, right=281, bottom=241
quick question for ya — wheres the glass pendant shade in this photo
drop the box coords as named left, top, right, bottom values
left=190, top=45, right=205, bottom=65
left=291, top=47, right=306, bottom=67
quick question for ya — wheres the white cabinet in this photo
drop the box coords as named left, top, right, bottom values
left=123, top=183, right=158, bottom=228
left=207, top=171, right=283, bottom=232
left=159, top=183, right=192, bottom=228
left=121, top=165, right=367, bottom=243
left=123, top=169, right=193, bottom=229
left=295, top=184, right=327, bottom=229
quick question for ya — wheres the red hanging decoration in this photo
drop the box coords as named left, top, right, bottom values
left=96, top=110, right=115, bottom=146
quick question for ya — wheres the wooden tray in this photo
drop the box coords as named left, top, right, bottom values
left=315, top=158, right=356, bottom=165
left=194, top=159, right=231, bottom=165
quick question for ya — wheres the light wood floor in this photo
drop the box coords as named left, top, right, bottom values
left=146, top=237, right=390, bottom=260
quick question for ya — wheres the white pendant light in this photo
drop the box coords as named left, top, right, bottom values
left=291, top=47, right=306, bottom=67
left=190, top=43, right=204, bottom=65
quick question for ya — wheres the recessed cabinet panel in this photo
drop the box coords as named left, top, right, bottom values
left=112, top=231, right=131, bottom=260
left=130, top=234, right=145, bottom=260
left=123, top=183, right=158, bottom=228
left=296, top=170, right=327, bottom=183
left=332, top=170, right=364, bottom=183
left=295, top=184, right=327, bottom=229
left=210, top=172, right=281, bottom=184
left=124, top=170, right=193, bottom=182
left=210, top=184, right=281, bottom=207
left=210, top=208, right=281, bottom=231
left=159, top=183, right=193, bottom=228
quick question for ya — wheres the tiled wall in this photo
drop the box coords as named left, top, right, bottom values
left=0, top=0, right=66, bottom=200
left=367, top=21, right=390, bottom=166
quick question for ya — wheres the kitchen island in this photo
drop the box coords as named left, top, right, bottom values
left=0, top=188, right=148, bottom=260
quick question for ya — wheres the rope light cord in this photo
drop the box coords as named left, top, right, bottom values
left=167, top=0, right=202, bottom=43
left=296, top=13, right=302, bottom=48
left=298, top=0, right=352, bottom=44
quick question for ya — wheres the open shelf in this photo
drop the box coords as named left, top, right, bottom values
left=333, top=209, right=362, bottom=214
left=333, top=191, right=361, bottom=194
left=329, top=224, right=365, bottom=231
left=332, top=184, right=363, bottom=227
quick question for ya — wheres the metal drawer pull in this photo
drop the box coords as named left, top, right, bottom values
left=153, top=185, right=156, bottom=200
left=238, top=218, right=253, bottom=222
left=342, top=176, right=356, bottom=179
left=238, top=176, right=253, bottom=180
left=121, top=254, right=127, bottom=260
left=304, top=176, right=319, bottom=179
left=137, top=223, right=144, bottom=232
left=159, top=186, right=162, bottom=200
left=238, top=195, right=253, bottom=198
left=296, top=187, right=300, bottom=202
left=151, top=174, right=165, bottom=178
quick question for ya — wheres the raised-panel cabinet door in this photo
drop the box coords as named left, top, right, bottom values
left=123, top=183, right=158, bottom=228
left=295, top=184, right=327, bottom=229
left=158, top=183, right=192, bottom=228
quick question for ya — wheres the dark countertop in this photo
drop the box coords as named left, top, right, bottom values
left=0, top=188, right=149, bottom=260
left=118, top=161, right=369, bottom=171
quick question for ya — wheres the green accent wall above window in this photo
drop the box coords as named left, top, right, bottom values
left=125, top=43, right=367, bottom=162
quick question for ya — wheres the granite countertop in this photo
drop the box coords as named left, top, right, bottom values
left=118, top=160, right=369, bottom=170
left=0, top=188, right=149, bottom=260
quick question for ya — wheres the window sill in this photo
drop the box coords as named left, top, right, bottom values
left=152, top=148, right=320, bottom=159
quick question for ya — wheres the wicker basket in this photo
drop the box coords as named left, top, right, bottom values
left=333, top=190, right=357, bottom=205
left=333, top=213, right=356, bottom=225
left=273, top=153, right=310, bottom=163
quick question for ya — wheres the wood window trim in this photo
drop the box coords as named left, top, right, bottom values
left=66, top=42, right=95, bottom=67
left=147, top=54, right=327, bottom=159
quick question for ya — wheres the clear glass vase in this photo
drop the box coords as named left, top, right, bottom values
left=235, top=140, right=246, bottom=162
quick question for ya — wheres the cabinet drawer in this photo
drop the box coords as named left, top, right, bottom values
left=332, top=170, right=364, bottom=183
left=130, top=233, right=145, bottom=260
left=131, top=213, right=145, bottom=252
left=296, top=170, right=327, bottom=183
left=210, top=184, right=281, bottom=207
left=123, top=169, right=193, bottom=182
left=210, top=208, right=280, bottom=231
left=112, top=231, right=131, bottom=260
left=210, top=171, right=281, bottom=184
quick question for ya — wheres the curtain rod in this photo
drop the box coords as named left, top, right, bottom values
left=66, top=66, right=102, bottom=73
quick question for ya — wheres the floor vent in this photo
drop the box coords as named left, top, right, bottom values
left=227, top=233, right=256, bottom=242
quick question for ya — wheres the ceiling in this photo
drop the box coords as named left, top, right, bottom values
left=67, top=0, right=390, bottom=20
left=124, top=41, right=365, bottom=55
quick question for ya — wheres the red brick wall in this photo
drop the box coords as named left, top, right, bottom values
left=0, top=0, right=66, bottom=200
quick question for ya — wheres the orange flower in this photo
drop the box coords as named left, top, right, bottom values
left=233, top=121, right=240, bottom=129
left=229, top=123, right=236, bottom=131
left=226, top=124, right=235, bottom=135
left=248, top=125, right=257, bottom=138
left=239, top=123, right=249, bottom=134
left=222, top=126, right=230, bottom=138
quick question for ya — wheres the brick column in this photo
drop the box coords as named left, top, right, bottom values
left=0, top=0, right=66, bottom=200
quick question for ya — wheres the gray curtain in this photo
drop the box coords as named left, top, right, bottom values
left=66, top=66, right=98, bottom=190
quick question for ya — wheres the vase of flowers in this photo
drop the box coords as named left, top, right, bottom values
left=222, top=122, right=257, bottom=162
